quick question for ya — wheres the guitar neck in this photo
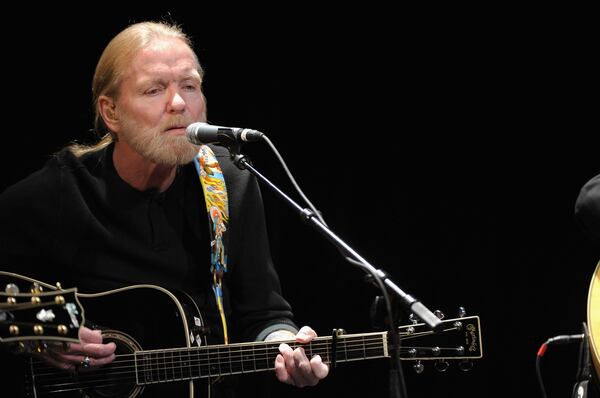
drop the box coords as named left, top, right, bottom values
left=134, top=332, right=388, bottom=384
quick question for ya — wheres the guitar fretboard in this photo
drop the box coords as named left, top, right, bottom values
left=134, top=332, right=388, bottom=384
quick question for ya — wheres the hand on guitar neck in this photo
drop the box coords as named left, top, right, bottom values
left=35, top=326, right=116, bottom=371
left=273, top=325, right=330, bottom=387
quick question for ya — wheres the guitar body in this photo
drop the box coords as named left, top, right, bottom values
left=588, top=260, right=600, bottom=381
left=21, top=283, right=210, bottom=398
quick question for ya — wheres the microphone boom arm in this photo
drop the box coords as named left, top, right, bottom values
left=229, top=150, right=443, bottom=333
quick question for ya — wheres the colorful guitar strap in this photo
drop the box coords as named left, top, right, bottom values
left=193, top=145, right=230, bottom=344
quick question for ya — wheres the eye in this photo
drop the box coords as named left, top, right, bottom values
left=181, top=79, right=201, bottom=92
left=145, top=87, right=163, bottom=96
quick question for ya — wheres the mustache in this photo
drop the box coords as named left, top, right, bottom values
left=162, top=116, right=200, bottom=131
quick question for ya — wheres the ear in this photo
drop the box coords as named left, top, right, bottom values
left=98, top=95, right=120, bottom=133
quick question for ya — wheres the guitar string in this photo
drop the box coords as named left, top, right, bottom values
left=32, top=337, right=391, bottom=374
left=30, top=327, right=459, bottom=377
left=30, top=330, right=439, bottom=374
left=33, top=340, right=392, bottom=392
left=31, top=333, right=470, bottom=393
left=32, top=326, right=458, bottom=373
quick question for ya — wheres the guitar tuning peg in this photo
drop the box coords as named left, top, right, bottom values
left=35, top=341, right=48, bottom=353
left=458, top=306, right=466, bottom=317
left=458, top=359, right=473, bottom=372
left=31, top=283, right=43, bottom=294
left=5, top=283, right=19, bottom=295
left=434, top=360, right=449, bottom=372
left=413, top=360, right=424, bottom=374
left=56, top=282, right=62, bottom=290
left=9, top=325, right=19, bottom=336
left=408, top=313, right=418, bottom=324
left=434, top=310, right=444, bottom=320
left=15, top=342, right=26, bottom=353
left=453, top=320, right=464, bottom=331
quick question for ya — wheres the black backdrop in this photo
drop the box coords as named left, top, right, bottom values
left=2, top=7, right=598, bottom=398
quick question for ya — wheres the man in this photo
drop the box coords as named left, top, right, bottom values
left=0, top=21, right=328, bottom=396
left=576, top=174, right=600, bottom=246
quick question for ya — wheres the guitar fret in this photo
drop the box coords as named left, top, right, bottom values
left=241, top=346, right=254, bottom=372
left=162, top=350, right=168, bottom=381
left=144, top=354, right=154, bottom=383
left=218, top=345, right=230, bottom=375
left=158, top=351, right=163, bottom=382
left=165, top=350, right=175, bottom=380
left=372, top=335, right=386, bottom=358
left=134, top=351, right=141, bottom=384
left=155, top=351, right=162, bottom=382
left=176, top=349, right=183, bottom=380
left=144, top=352, right=150, bottom=383
left=193, top=347, right=200, bottom=379
left=171, top=350, right=177, bottom=380
left=198, top=347, right=209, bottom=378
left=182, top=349, right=189, bottom=380
left=217, top=346, right=223, bottom=376
left=188, top=349, right=196, bottom=379
left=255, top=343, right=270, bottom=371
left=145, top=352, right=152, bottom=383
left=230, top=345, right=243, bottom=374
left=186, top=348, right=193, bottom=380
left=164, top=350, right=169, bottom=381
left=176, top=349, right=184, bottom=380
left=207, top=347, right=213, bottom=377
left=362, top=335, right=367, bottom=359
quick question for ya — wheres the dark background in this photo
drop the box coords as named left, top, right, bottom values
left=2, top=7, right=598, bottom=398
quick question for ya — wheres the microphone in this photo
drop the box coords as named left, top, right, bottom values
left=186, top=122, right=265, bottom=146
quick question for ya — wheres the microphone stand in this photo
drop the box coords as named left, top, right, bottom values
left=227, top=146, right=443, bottom=397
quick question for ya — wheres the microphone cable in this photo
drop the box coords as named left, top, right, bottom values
left=536, top=333, right=585, bottom=398
left=260, top=135, right=327, bottom=227
left=260, top=134, right=408, bottom=397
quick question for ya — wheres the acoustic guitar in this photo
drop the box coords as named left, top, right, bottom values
left=0, top=271, right=483, bottom=397
left=588, top=260, right=600, bottom=380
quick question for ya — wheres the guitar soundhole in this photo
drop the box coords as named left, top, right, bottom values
left=81, top=331, right=142, bottom=398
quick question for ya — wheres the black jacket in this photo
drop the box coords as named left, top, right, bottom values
left=0, top=144, right=297, bottom=343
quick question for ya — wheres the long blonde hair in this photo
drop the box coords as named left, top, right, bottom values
left=69, top=21, right=202, bottom=157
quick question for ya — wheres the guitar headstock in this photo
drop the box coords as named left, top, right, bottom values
left=0, top=272, right=83, bottom=347
left=397, top=309, right=482, bottom=373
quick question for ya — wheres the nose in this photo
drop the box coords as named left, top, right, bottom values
left=168, top=91, right=186, bottom=113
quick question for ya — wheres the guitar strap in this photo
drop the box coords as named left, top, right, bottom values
left=193, top=145, right=230, bottom=344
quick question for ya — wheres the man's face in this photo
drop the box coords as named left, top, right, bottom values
left=113, top=38, right=206, bottom=165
